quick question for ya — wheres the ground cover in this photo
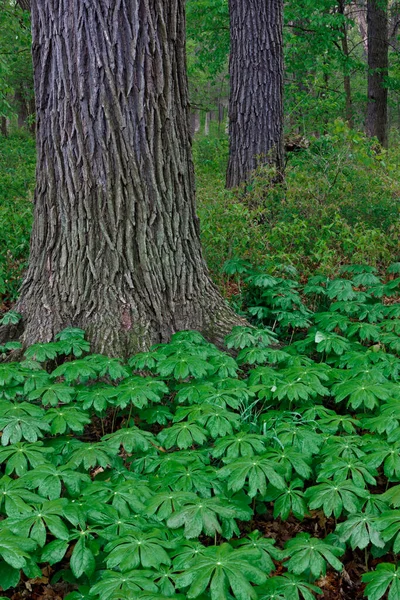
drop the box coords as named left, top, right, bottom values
left=0, top=265, right=399, bottom=598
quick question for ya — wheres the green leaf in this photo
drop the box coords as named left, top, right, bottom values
left=41, top=539, right=69, bottom=565
left=363, top=563, right=400, bottom=600
left=70, top=536, right=95, bottom=578
left=90, top=570, right=157, bottom=599
left=174, top=543, right=266, bottom=599
left=0, top=560, right=20, bottom=590
left=284, top=533, right=344, bottom=578
left=218, top=455, right=286, bottom=498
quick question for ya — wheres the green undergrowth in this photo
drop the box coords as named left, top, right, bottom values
left=196, top=123, right=400, bottom=285
left=1, top=265, right=400, bottom=598
left=0, top=132, right=35, bottom=303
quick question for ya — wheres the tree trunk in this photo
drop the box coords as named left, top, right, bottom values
left=0, top=117, right=7, bottom=137
left=366, top=0, right=389, bottom=147
left=338, top=0, right=354, bottom=128
left=9, top=0, right=243, bottom=357
left=352, top=0, right=369, bottom=56
left=226, top=0, right=284, bottom=188
left=204, top=112, right=210, bottom=135
left=14, top=86, right=29, bottom=129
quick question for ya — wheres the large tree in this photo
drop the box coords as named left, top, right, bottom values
left=5, top=0, right=241, bottom=356
left=366, top=0, right=389, bottom=146
left=226, top=0, right=284, bottom=188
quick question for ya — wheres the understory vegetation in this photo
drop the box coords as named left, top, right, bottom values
left=1, top=123, right=400, bottom=308
left=1, top=263, right=400, bottom=598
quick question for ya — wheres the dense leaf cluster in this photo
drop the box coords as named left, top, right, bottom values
left=1, top=264, right=400, bottom=598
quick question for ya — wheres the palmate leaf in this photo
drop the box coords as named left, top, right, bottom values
left=283, top=533, right=344, bottom=578
left=218, top=455, right=286, bottom=498
left=174, top=543, right=267, bottom=600
left=146, top=491, right=195, bottom=521
left=362, top=563, right=400, bottom=600
left=0, top=412, right=50, bottom=445
left=114, top=377, right=168, bottom=409
left=264, top=479, right=307, bottom=521
left=313, top=331, right=350, bottom=355
left=82, top=479, right=152, bottom=516
left=90, top=569, right=158, bottom=600
left=326, top=279, right=357, bottom=301
left=313, top=311, right=350, bottom=333
left=364, top=441, right=400, bottom=480
left=29, top=383, right=76, bottom=406
left=105, top=529, right=171, bottom=571
left=233, top=531, right=283, bottom=574
left=0, top=441, right=54, bottom=476
left=0, top=311, right=22, bottom=326
left=24, top=342, right=63, bottom=362
left=332, top=378, right=391, bottom=410
left=256, top=573, right=322, bottom=600
left=319, top=434, right=366, bottom=460
left=44, top=406, right=91, bottom=435
left=182, top=404, right=240, bottom=438
left=22, top=369, right=51, bottom=393
left=317, top=413, right=360, bottom=434
left=167, top=495, right=243, bottom=539
left=24, top=463, right=91, bottom=499
left=225, top=326, right=277, bottom=350
left=158, top=461, right=216, bottom=496
left=0, top=364, right=25, bottom=388
left=317, top=456, right=377, bottom=488
left=0, top=475, right=43, bottom=516
left=7, top=498, right=70, bottom=547
left=54, top=327, right=91, bottom=357
left=87, top=504, right=150, bottom=539
left=335, top=513, right=384, bottom=550
left=375, top=510, right=400, bottom=553
left=211, top=432, right=266, bottom=459
left=208, top=354, right=239, bottom=378
left=83, top=354, right=130, bottom=380
left=305, top=480, right=368, bottom=518
left=103, top=426, right=156, bottom=453
left=76, top=384, right=118, bottom=413
left=51, top=360, right=98, bottom=383
left=66, top=441, right=117, bottom=471
left=263, top=446, right=312, bottom=480
left=156, top=355, right=215, bottom=380
left=157, top=422, right=208, bottom=450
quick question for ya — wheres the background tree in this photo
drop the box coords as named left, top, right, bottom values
left=0, top=1, right=33, bottom=134
left=366, top=0, right=389, bottom=146
left=5, top=0, right=242, bottom=355
left=226, top=0, right=284, bottom=188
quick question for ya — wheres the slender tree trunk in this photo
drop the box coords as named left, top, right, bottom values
left=352, top=0, right=369, bottom=56
left=14, top=86, right=29, bottom=129
left=0, top=117, right=7, bottom=137
left=226, top=0, right=284, bottom=188
left=366, top=0, right=389, bottom=147
left=8, top=0, right=243, bottom=356
left=204, top=112, right=210, bottom=136
left=338, top=0, right=354, bottom=128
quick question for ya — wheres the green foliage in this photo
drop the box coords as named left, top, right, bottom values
left=0, top=265, right=399, bottom=597
left=196, top=125, right=400, bottom=287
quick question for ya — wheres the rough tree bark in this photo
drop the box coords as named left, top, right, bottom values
left=366, top=0, right=389, bottom=147
left=226, top=0, right=284, bottom=189
left=6, top=0, right=243, bottom=357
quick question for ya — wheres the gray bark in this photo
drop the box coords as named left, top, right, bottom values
left=226, top=0, right=284, bottom=188
left=338, top=0, right=354, bottom=129
left=366, top=0, right=389, bottom=147
left=9, top=0, right=243, bottom=357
